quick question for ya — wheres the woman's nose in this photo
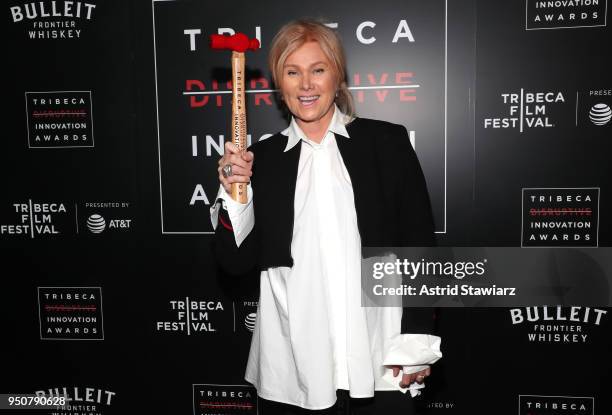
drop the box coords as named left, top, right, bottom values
left=300, top=74, right=312, bottom=90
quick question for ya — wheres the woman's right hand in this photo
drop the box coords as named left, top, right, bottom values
left=218, top=142, right=254, bottom=194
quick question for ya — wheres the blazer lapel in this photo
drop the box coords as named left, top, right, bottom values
left=255, top=134, right=302, bottom=268
left=337, top=119, right=385, bottom=245
left=280, top=136, right=302, bottom=221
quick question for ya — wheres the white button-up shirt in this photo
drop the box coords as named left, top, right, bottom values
left=211, top=105, right=442, bottom=410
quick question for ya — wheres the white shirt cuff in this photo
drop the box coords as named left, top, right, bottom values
left=401, top=364, right=430, bottom=375
left=382, top=334, right=442, bottom=366
left=381, top=334, right=442, bottom=396
left=381, top=369, right=427, bottom=397
left=209, top=184, right=254, bottom=247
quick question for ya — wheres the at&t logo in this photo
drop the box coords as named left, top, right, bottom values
left=86, top=213, right=131, bottom=234
left=87, top=214, right=105, bottom=233
left=244, top=312, right=257, bottom=332
left=589, top=103, right=611, bottom=126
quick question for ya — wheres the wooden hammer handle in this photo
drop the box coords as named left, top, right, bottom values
left=231, top=51, right=248, bottom=204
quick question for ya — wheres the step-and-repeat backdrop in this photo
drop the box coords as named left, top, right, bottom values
left=3, top=0, right=610, bottom=414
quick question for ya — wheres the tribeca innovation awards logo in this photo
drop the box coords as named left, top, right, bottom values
left=38, top=287, right=104, bottom=340
left=154, top=0, right=447, bottom=234
left=25, top=91, right=94, bottom=148
left=521, top=188, right=599, bottom=247
left=525, top=0, right=607, bottom=30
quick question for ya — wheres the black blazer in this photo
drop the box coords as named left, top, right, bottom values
left=214, top=117, right=437, bottom=335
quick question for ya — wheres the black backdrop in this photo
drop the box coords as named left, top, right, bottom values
left=3, top=0, right=611, bottom=414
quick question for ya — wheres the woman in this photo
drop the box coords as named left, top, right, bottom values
left=211, top=19, right=442, bottom=415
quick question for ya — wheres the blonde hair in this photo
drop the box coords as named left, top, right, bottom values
left=268, top=19, right=355, bottom=119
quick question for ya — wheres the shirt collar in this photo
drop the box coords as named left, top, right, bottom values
left=281, top=104, right=351, bottom=152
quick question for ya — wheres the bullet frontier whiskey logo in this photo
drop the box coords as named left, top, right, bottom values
left=10, top=1, right=99, bottom=40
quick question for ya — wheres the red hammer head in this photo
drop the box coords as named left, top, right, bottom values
left=210, top=33, right=260, bottom=53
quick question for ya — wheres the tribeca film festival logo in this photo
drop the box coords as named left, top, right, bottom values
left=38, top=287, right=104, bottom=340
left=156, top=297, right=226, bottom=335
left=518, top=395, right=593, bottom=415
left=510, top=306, right=607, bottom=344
left=80, top=201, right=132, bottom=235
left=526, top=0, right=607, bottom=30
left=10, top=1, right=98, bottom=39
left=0, top=200, right=71, bottom=238
left=25, top=91, right=94, bottom=148
left=483, top=90, right=567, bottom=132
left=0, top=200, right=132, bottom=238
left=521, top=188, right=599, bottom=247
left=35, top=386, right=116, bottom=415
left=193, top=384, right=257, bottom=415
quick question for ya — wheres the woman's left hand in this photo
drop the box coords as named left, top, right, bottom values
left=385, top=365, right=431, bottom=388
